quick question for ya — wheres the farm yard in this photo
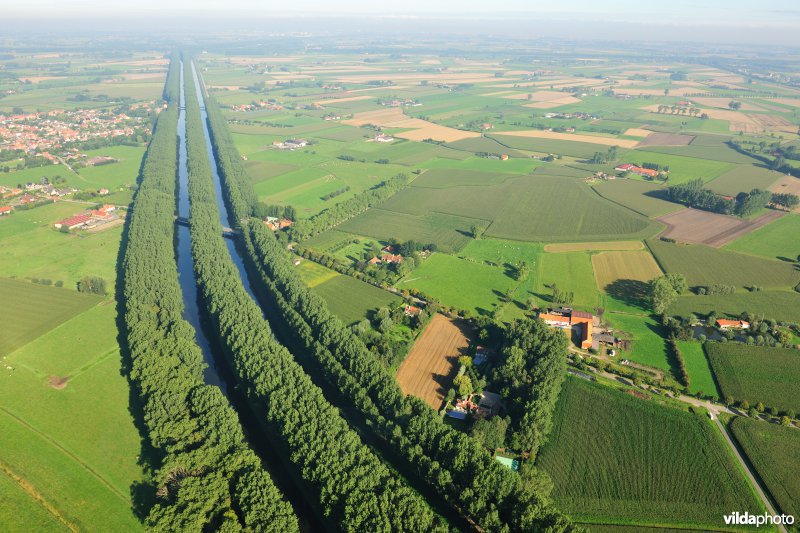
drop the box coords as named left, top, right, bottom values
left=537, top=377, right=765, bottom=529
left=705, top=344, right=800, bottom=414
left=394, top=314, right=472, bottom=409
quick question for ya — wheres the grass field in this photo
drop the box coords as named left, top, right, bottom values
left=625, top=152, right=735, bottom=185
left=537, top=377, right=764, bottom=529
left=668, top=291, right=800, bottom=323
left=646, top=239, right=800, bottom=289
left=725, top=213, right=800, bottom=261
left=74, top=145, right=146, bottom=190
left=592, top=179, right=684, bottom=217
left=705, top=165, right=783, bottom=196
left=313, top=275, right=401, bottom=324
left=0, top=278, right=101, bottom=356
left=678, top=341, right=719, bottom=397
left=398, top=253, right=516, bottom=316
left=536, top=252, right=601, bottom=311
left=728, top=416, right=800, bottom=519
left=591, top=251, right=663, bottom=291
left=0, top=304, right=144, bottom=531
left=705, top=343, right=800, bottom=413
left=605, top=313, right=671, bottom=372
left=0, top=202, right=122, bottom=287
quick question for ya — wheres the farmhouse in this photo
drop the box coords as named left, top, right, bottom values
left=716, top=319, right=750, bottom=330
left=54, top=213, right=93, bottom=230
left=473, top=345, right=493, bottom=365
left=477, top=391, right=504, bottom=418
left=273, top=138, right=308, bottom=150
left=539, top=308, right=595, bottom=350
left=264, top=218, right=293, bottom=231
left=404, top=305, right=422, bottom=317
left=0, top=205, right=13, bottom=216
left=381, top=253, right=404, bottom=264
left=615, top=163, right=661, bottom=178
left=374, top=133, right=394, bottom=143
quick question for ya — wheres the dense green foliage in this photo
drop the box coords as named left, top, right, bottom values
left=666, top=178, right=772, bottom=216
left=705, top=343, right=800, bottom=414
left=537, top=377, right=764, bottom=528
left=729, top=416, right=800, bottom=519
left=121, top=57, right=297, bottom=531
left=493, top=318, right=568, bottom=455
left=203, top=67, right=578, bottom=532
left=184, top=61, right=440, bottom=532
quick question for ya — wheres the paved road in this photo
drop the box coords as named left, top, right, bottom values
left=713, top=418, right=787, bottom=533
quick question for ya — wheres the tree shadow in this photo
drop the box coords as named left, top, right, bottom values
left=605, top=278, right=650, bottom=309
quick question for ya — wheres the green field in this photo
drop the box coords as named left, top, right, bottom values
left=677, top=341, right=719, bottom=397
left=668, top=290, right=800, bottom=323
left=605, top=313, right=671, bottom=372
left=0, top=202, right=122, bottom=288
left=728, top=416, right=800, bottom=519
left=705, top=165, right=783, bottom=196
left=398, top=252, right=516, bottom=315
left=536, top=252, right=601, bottom=311
left=338, top=208, right=480, bottom=253
left=725, top=214, right=800, bottom=261
left=312, top=274, right=401, bottom=324
left=592, top=179, right=684, bottom=217
left=705, top=343, right=800, bottom=413
left=624, top=151, right=734, bottom=185
left=74, top=145, right=146, bottom=190
left=0, top=278, right=101, bottom=356
left=537, top=377, right=764, bottom=529
left=646, top=239, right=800, bottom=289
left=0, top=304, right=144, bottom=531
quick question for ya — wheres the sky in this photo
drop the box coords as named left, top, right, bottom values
left=2, top=0, right=800, bottom=45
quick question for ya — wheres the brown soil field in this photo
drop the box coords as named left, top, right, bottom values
left=635, top=132, right=695, bottom=147
left=492, top=129, right=639, bottom=148
left=314, top=95, right=372, bottom=105
left=524, top=97, right=582, bottom=109
left=691, top=97, right=761, bottom=111
left=771, top=98, right=800, bottom=108
left=545, top=241, right=644, bottom=253
left=623, top=128, right=653, bottom=138
left=343, top=108, right=479, bottom=142
left=592, top=251, right=663, bottom=290
left=17, top=76, right=61, bottom=83
left=395, top=315, right=472, bottom=410
left=750, top=114, right=797, bottom=134
left=770, top=176, right=800, bottom=212
left=657, top=208, right=785, bottom=247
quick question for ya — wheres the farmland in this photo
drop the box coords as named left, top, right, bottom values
left=537, top=377, right=764, bottom=529
left=705, top=165, right=783, bottom=196
left=313, top=274, right=401, bottom=324
left=592, top=179, right=684, bottom=217
left=677, top=341, right=719, bottom=397
left=728, top=416, right=800, bottom=519
left=646, top=238, right=800, bottom=289
left=705, top=343, right=800, bottom=413
left=591, top=250, right=663, bottom=291
left=725, top=213, right=800, bottom=260
left=655, top=208, right=783, bottom=248
left=668, top=290, right=800, bottom=323
left=544, top=241, right=643, bottom=253
left=395, top=314, right=471, bottom=409
left=605, top=313, right=671, bottom=371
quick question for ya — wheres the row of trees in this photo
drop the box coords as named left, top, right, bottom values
left=665, top=336, right=691, bottom=388
left=492, top=318, right=569, bottom=456
left=201, top=67, right=578, bottom=532
left=121, top=56, right=297, bottom=532
left=183, top=61, right=440, bottom=532
left=665, top=178, right=777, bottom=217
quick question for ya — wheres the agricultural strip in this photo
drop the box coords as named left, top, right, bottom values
left=395, top=314, right=471, bottom=409
left=537, top=377, right=764, bottom=529
left=705, top=165, right=783, bottom=196
left=668, top=291, right=800, bottom=324
left=705, top=344, right=800, bottom=414
left=544, top=241, right=643, bottom=253
left=591, top=179, right=685, bottom=218
left=725, top=213, right=800, bottom=261
left=591, top=251, right=663, bottom=291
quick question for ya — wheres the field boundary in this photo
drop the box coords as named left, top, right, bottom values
left=0, top=459, right=78, bottom=532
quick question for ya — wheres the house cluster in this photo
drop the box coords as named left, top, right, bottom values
left=54, top=204, right=117, bottom=231
left=0, top=108, right=149, bottom=155
left=543, top=112, right=597, bottom=120
left=24, top=178, right=73, bottom=197
left=263, top=216, right=293, bottom=231
left=230, top=101, right=284, bottom=112
left=614, top=163, right=660, bottom=179
left=272, top=138, right=307, bottom=150
left=447, top=391, right=504, bottom=420
left=323, top=113, right=341, bottom=121
left=380, top=98, right=422, bottom=108
left=369, top=244, right=404, bottom=265
left=0, top=179, right=75, bottom=211
left=374, top=133, right=394, bottom=143
left=539, top=307, right=595, bottom=350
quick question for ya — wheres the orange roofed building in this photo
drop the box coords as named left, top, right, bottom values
left=539, top=308, right=594, bottom=350
left=716, top=319, right=750, bottom=330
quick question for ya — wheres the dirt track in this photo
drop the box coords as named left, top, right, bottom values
left=395, top=314, right=472, bottom=410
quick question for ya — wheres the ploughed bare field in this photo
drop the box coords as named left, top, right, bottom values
left=657, top=208, right=785, bottom=247
left=395, top=314, right=472, bottom=410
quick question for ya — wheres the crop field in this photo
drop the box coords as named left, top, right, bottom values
left=536, top=252, right=601, bottom=311
left=0, top=304, right=144, bottom=531
left=656, top=208, right=754, bottom=247
left=313, top=275, right=401, bottom=325
left=725, top=213, right=800, bottom=261
left=668, top=290, right=800, bottom=323
left=395, top=314, right=472, bottom=409
left=591, top=179, right=685, bottom=217
left=705, top=344, right=800, bottom=414
left=537, top=377, right=764, bottom=529
left=705, top=165, right=783, bottom=196
left=488, top=134, right=624, bottom=159
left=729, top=416, right=800, bottom=519
left=398, top=253, right=516, bottom=315
left=625, top=152, right=734, bottom=184
left=677, top=341, right=719, bottom=397
left=769, top=176, right=800, bottom=212
left=491, top=129, right=641, bottom=148
left=646, top=239, right=800, bottom=289
left=591, top=251, right=663, bottom=290
left=544, top=241, right=644, bottom=252
left=410, top=167, right=520, bottom=188
left=635, top=132, right=694, bottom=147
left=338, top=209, right=480, bottom=253
left=0, top=278, right=101, bottom=356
